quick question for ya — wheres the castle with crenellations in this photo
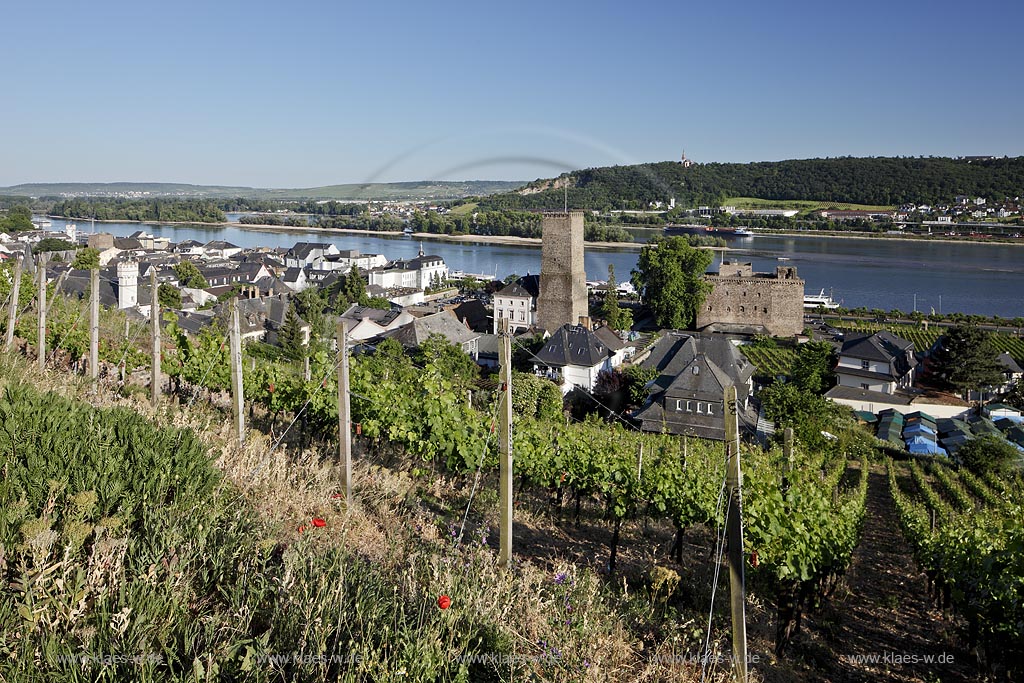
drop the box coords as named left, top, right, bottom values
left=696, top=260, right=804, bottom=337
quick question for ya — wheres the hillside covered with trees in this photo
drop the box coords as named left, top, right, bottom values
left=478, top=157, right=1024, bottom=211
left=51, top=198, right=226, bottom=223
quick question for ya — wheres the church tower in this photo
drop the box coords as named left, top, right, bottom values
left=537, top=211, right=587, bottom=332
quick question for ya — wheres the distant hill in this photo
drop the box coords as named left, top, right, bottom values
left=478, top=157, right=1024, bottom=211
left=0, top=180, right=525, bottom=201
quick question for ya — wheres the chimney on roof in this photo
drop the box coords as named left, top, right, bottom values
left=578, top=316, right=590, bottom=329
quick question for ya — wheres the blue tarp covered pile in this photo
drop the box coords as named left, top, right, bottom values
left=904, top=411, right=947, bottom=456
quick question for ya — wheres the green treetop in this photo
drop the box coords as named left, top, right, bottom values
left=931, top=324, right=1006, bottom=400
left=71, top=247, right=100, bottom=270
left=174, top=261, right=208, bottom=289
left=631, top=236, right=713, bottom=329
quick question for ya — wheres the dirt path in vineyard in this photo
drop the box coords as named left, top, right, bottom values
left=793, top=463, right=978, bottom=683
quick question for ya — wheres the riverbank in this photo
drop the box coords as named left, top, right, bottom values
left=55, top=213, right=1023, bottom=249
left=49, top=215, right=655, bottom=250
left=753, top=228, right=1024, bottom=246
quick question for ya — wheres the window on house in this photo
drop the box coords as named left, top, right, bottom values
left=708, top=305, right=712, bottom=312
left=707, top=403, right=713, bottom=415
left=675, top=400, right=683, bottom=412
left=861, top=360, right=870, bottom=370
left=739, top=306, right=745, bottom=313
left=686, top=401, right=692, bottom=412
left=696, top=403, right=703, bottom=414
left=861, top=383, right=870, bottom=390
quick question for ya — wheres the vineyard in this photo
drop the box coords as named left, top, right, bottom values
left=1, top=277, right=1017, bottom=681
left=736, top=344, right=798, bottom=381
left=887, top=457, right=1023, bottom=677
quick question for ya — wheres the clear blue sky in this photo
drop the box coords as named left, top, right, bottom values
left=2, top=0, right=1022, bottom=188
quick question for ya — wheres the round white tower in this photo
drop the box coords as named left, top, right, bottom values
left=116, top=260, right=139, bottom=309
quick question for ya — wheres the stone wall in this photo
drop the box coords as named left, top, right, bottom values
left=537, top=211, right=587, bottom=332
left=696, top=265, right=804, bottom=337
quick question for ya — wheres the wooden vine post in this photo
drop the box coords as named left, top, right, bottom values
left=90, top=268, right=100, bottom=391
left=337, top=320, right=352, bottom=505
left=498, top=317, right=513, bottom=568
left=37, top=257, right=46, bottom=369
left=724, top=383, right=749, bottom=682
left=229, top=297, right=245, bottom=446
left=4, top=254, right=22, bottom=351
left=150, top=269, right=161, bottom=407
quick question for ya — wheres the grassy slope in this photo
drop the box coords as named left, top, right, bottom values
left=723, top=196, right=895, bottom=215
left=0, top=354, right=728, bottom=682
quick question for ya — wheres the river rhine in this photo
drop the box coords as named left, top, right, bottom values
left=43, top=216, right=1024, bottom=318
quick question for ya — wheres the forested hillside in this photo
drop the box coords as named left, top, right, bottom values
left=478, top=157, right=1024, bottom=211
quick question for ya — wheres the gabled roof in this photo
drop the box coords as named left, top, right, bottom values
left=497, top=274, right=540, bottom=299
left=840, top=331, right=915, bottom=363
left=381, top=310, right=478, bottom=348
left=663, top=355, right=733, bottom=401
left=535, top=324, right=612, bottom=368
left=204, top=240, right=239, bottom=249
left=288, top=242, right=334, bottom=260
left=642, top=332, right=755, bottom=391
left=282, top=267, right=305, bottom=283
left=592, top=325, right=626, bottom=352
left=997, top=352, right=1024, bottom=374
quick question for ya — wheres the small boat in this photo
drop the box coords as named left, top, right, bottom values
left=777, top=257, right=791, bottom=261
left=733, top=227, right=753, bottom=236
left=804, top=288, right=840, bottom=310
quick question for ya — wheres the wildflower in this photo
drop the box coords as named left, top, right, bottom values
left=554, top=572, right=567, bottom=585
left=437, top=595, right=451, bottom=610
left=311, top=518, right=326, bottom=528
left=331, top=493, right=344, bottom=499
left=298, top=525, right=306, bottom=534
left=268, top=382, right=275, bottom=393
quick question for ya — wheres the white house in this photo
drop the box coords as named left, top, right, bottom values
left=833, top=331, right=918, bottom=394
left=203, top=241, right=243, bottom=259
left=493, top=274, right=539, bottom=334
left=368, top=247, right=448, bottom=292
left=285, top=242, right=340, bottom=269
left=534, top=323, right=625, bottom=394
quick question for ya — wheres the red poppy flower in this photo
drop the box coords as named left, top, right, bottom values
left=331, top=493, right=344, bottom=499
left=298, top=525, right=307, bottom=534
left=750, top=550, right=759, bottom=568
left=437, top=595, right=451, bottom=610
left=311, top=518, right=326, bottom=528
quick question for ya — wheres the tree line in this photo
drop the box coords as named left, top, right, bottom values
left=475, top=157, right=1024, bottom=211
left=50, top=198, right=226, bottom=223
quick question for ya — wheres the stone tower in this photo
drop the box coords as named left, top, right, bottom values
left=117, top=260, right=139, bottom=309
left=537, top=211, right=587, bottom=332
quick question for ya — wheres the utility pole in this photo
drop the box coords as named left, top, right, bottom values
left=90, top=268, right=99, bottom=390
left=637, top=442, right=644, bottom=480
left=37, top=257, right=46, bottom=369
left=4, top=255, right=22, bottom=351
left=229, top=297, right=245, bottom=446
left=337, top=320, right=352, bottom=505
left=724, top=383, right=748, bottom=682
left=150, top=269, right=161, bottom=407
left=498, top=317, right=514, bottom=568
